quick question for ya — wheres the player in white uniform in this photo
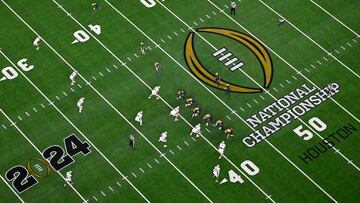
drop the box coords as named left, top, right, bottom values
left=135, top=111, right=143, bottom=126
left=169, top=106, right=180, bottom=121
left=158, top=131, right=168, bottom=147
left=148, top=86, right=160, bottom=100
left=64, top=171, right=72, bottom=187
left=190, top=123, right=201, bottom=137
left=218, top=141, right=226, bottom=159
left=77, top=97, right=85, bottom=113
left=69, top=70, right=78, bottom=86
left=33, top=36, right=41, bottom=50
left=213, top=164, right=221, bottom=183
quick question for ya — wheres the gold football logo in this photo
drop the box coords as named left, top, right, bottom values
left=184, top=28, right=273, bottom=93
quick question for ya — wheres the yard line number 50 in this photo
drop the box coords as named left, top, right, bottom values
left=293, top=117, right=327, bottom=141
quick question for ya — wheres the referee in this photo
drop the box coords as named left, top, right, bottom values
left=230, top=2, right=237, bottom=15
left=129, top=134, right=136, bottom=150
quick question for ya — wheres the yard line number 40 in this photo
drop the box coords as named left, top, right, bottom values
left=72, top=24, right=101, bottom=44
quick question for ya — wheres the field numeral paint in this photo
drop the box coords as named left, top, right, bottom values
left=72, top=24, right=102, bottom=44
left=293, top=117, right=327, bottom=141
left=221, top=160, right=260, bottom=185
left=5, top=134, right=91, bottom=193
left=0, top=58, right=34, bottom=82
left=140, top=0, right=166, bottom=8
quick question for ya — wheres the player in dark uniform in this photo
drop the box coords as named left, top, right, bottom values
left=224, top=128, right=234, bottom=140
left=176, top=90, right=186, bottom=100
left=225, top=84, right=231, bottom=97
left=92, top=2, right=99, bottom=12
left=215, top=73, right=221, bottom=86
left=185, top=98, right=195, bottom=107
left=129, top=134, right=135, bottom=150
left=214, top=119, right=224, bottom=130
left=230, top=2, right=237, bottom=16
left=192, top=106, right=202, bottom=118
left=203, top=113, right=213, bottom=126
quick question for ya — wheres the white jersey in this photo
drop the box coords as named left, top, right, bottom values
left=159, top=132, right=167, bottom=142
left=192, top=125, right=201, bottom=134
left=77, top=98, right=84, bottom=106
left=152, top=86, right=160, bottom=95
left=69, top=71, right=77, bottom=80
left=219, top=142, right=226, bottom=150
left=65, top=171, right=72, bottom=181
left=213, top=165, right=220, bottom=177
left=33, top=36, right=41, bottom=46
left=135, top=112, right=143, bottom=121
left=170, top=107, right=179, bottom=116
left=230, top=2, right=237, bottom=9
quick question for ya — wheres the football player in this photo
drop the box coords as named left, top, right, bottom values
left=129, top=134, right=135, bottom=150
left=64, top=171, right=72, bottom=187
left=169, top=106, right=180, bottom=121
left=135, top=111, right=143, bottom=126
left=218, top=141, right=226, bottom=159
left=213, top=164, right=220, bottom=183
left=159, top=131, right=168, bottom=147
left=185, top=97, right=195, bottom=107
left=69, top=70, right=78, bottom=86
left=154, top=62, right=161, bottom=72
left=140, top=42, right=146, bottom=55
left=33, top=36, right=41, bottom=50
left=190, top=123, right=201, bottom=137
left=327, top=83, right=334, bottom=96
left=148, top=86, right=160, bottom=100
left=192, top=106, right=201, bottom=118
left=225, top=84, right=231, bottom=97
left=92, top=2, right=98, bottom=12
left=278, top=18, right=285, bottom=25
left=214, top=119, right=224, bottom=130
left=176, top=90, right=186, bottom=100
left=230, top=1, right=237, bottom=15
left=224, top=128, right=234, bottom=140
left=215, top=73, right=221, bottom=86
left=203, top=113, right=213, bottom=126
left=77, top=97, right=85, bottom=113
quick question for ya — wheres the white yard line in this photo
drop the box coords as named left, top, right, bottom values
left=258, top=0, right=360, bottom=79
left=0, top=6, right=151, bottom=200
left=0, top=175, right=25, bottom=203
left=309, top=0, right=359, bottom=37
left=0, top=109, right=87, bottom=202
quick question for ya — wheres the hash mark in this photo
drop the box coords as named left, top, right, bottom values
left=341, top=46, right=346, bottom=50
left=92, top=76, right=97, bottom=81
left=101, top=191, right=106, bottom=197
left=70, top=88, right=75, bottom=92
left=184, top=141, right=189, bottom=146
left=56, top=96, right=60, bottom=100
left=191, top=137, right=197, bottom=142
left=63, top=91, right=68, bottom=96
left=139, top=168, right=145, bottom=173
left=310, top=64, right=316, bottom=69
left=99, top=72, right=104, bottom=77
left=206, top=14, right=211, bottom=19
left=335, top=49, right=340, bottom=54
left=18, top=116, right=22, bottom=121
left=212, top=11, right=217, bottom=15
left=154, top=158, right=160, bottom=164
left=41, top=103, right=45, bottom=108
left=199, top=18, right=204, bottom=22
left=131, top=172, right=137, bottom=178
left=353, top=38, right=357, bottom=43
left=169, top=150, right=175, bottom=155
left=253, top=99, right=259, bottom=104
left=177, top=145, right=182, bottom=151
left=174, top=31, right=179, bottom=36
left=113, top=64, right=120, bottom=69
left=239, top=107, right=245, bottom=112
left=323, top=57, right=328, bottom=61
left=2, top=124, right=7, bottom=129
left=93, top=196, right=98, bottom=201
left=347, top=42, right=352, bottom=47
left=226, top=115, right=232, bottom=120
left=108, top=186, right=114, bottom=192
left=106, top=68, right=111, bottom=73
left=246, top=103, right=252, bottom=108
left=127, top=57, right=132, bottom=61
left=161, top=39, right=166, bottom=43
left=286, top=79, right=291, bottom=84
left=273, top=87, right=278, bottom=92
left=206, top=128, right=211, bottom=133
left=260, top=95, right=265, bottom=100
left=77, top=84, right=83, bottom=88
left=116, top=181, right=122, bottom=187
left=292, top=75, right=298, bottom=80
left=25, top=112, right=30, bottom=117
left=147, top=163, right=152, bottom=169
left=167, top=35, right=172, bottom=40
left=193, top=22, right=198, bottom=26
left=180, top=28, right=185, bottom=32
left=317, top=60, right=322, bottom=65
left=305, top=68, right=310, bottom=73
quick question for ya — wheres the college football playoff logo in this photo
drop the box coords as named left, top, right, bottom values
left=184, top=28, right=273, bottom=93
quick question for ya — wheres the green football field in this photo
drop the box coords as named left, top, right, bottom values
left=0, top=0, right=359, bottom=202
